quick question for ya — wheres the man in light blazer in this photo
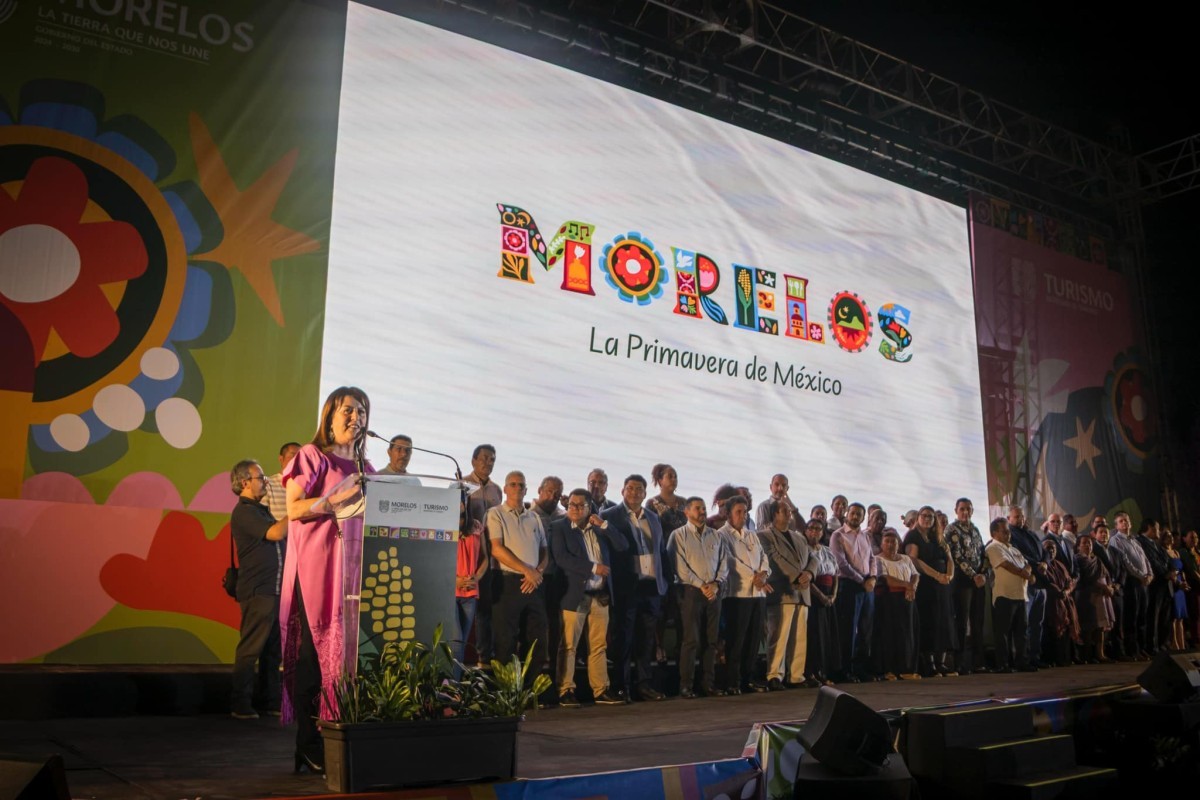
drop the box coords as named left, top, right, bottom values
left=549, top=489, right=627, bottom=707
left=759, top=498, right=818, bottom=689
left=601, top=474, right=670, bottom=702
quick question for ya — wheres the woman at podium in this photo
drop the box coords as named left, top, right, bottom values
left=280, top=386, right=373, bottom=773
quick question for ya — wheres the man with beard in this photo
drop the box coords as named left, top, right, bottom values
left=830, top=502, right=876, bottom=681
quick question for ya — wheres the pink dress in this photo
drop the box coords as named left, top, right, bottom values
left=279, top=444, right=372, bottom=722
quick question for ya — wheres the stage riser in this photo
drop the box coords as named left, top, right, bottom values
left=905, top=704, right=1033, bottom=778
left=985, top=766, right=1118, bottom=800
left=945, top=735, right=1075, bottom=783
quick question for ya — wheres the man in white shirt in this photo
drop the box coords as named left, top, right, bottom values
left=719, top=496, right=772, bottom=694
left=1108, top=511, right=1153, bottom=660
left=263, top=442, right=299, bottom=522
left=486, top=471, right=549, bottom=686
left=986, top=518, right=1036, bottom=672
left=667, top=497, right=728, bottom=698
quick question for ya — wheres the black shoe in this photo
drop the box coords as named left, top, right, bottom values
left=1018, top=664, right=1038, bottom=672
left=294, top=750, right=324, bottom=774
left=767, top=678, right=786, bottom=691
left=702, top=687, right=726, bottom=697
left=595, top=688, right=626, bottom=705
left=559, top=690, right=581, bottom=708
left=679, top=688, right=697, bottom=699
left=637, top=683, right=666, bottom=701
left=231, top=707, right=259, bottom=720
left=748, top=681, right=770, bottom=693
left=725, top=686, right=742, bottom=696
left=802, top=677, right=822, bottom=689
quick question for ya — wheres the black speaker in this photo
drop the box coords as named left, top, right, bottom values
left=798, top=686, right=893, bottom=776
left=1138, top=650, right=1200, bottom=703
left=0, top=754, right=70, bottom=800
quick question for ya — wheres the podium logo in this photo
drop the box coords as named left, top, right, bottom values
left=422, top=503, right=449, bottom=513
left=377, top=499, right=389, bottom=513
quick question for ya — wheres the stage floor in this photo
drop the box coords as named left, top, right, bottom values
left=0, top=661, right=1145, bottom=799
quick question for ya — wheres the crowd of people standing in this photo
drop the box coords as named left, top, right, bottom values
left=224, top=386, right=1200, bottom=773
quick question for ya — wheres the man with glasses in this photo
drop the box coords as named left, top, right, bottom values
left=229, top=459, right=289, bottom=719
left=550, top=489, right=627, bottom=707
left=486, top=471, right=550, bottom=686
left=378, top=434, right=420, bottom=485
left=602, top=474, right=669, bottom=702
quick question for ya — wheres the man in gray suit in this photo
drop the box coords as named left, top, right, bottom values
left=759, top=498, right=818, bottom=689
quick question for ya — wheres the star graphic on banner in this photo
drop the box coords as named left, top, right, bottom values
left=189, top=113, right=319, bottom=326
left=1063, top=416, right=1102, bottom=479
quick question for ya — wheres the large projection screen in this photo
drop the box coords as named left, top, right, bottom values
left=321, top=3, right=988, bottom=518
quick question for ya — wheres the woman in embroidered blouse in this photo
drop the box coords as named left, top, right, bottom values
left=804, top=519, right=840, bottom=686
left=873, top=531, right=920, bottom=680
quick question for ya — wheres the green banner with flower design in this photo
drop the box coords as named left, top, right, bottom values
left=0, top=0, right=346, bottom=663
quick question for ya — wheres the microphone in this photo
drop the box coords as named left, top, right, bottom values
left=366, top=430, right=463, bottom=480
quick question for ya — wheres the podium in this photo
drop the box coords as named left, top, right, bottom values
left=319, top=472, right=469, bottom=671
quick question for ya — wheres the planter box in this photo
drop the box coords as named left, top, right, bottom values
left=321, top=716, right=520, bottom=792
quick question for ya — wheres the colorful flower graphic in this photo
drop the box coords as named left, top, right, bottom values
left=0, top=157, right=148, bottom=362
left=614, top=245, right=653, bottom=288
left=601, top=232, right=667, bottom=305
left=502, top=226, right=527, bottom=253
left=2, top=78, right=314, bottom=480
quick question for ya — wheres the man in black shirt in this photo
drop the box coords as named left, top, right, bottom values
left=229, top=459, right=289, bottom=719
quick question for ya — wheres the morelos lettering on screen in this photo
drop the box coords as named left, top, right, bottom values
left=497, top=204, right=915, bottom=363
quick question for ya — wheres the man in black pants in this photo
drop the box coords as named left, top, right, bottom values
left=486, top=471, right=549, bottom=685
left=602, top=474, right=670, bottom=702
left=667, top=497, right=728, bottom=698
left=229, top=459, right=289, bottom=719
left=986, top=519, right=1036, bottom=672
left=945, top=498, right=988, bottom=673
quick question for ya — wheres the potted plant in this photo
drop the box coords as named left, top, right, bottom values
left=320, top=625, right=551, bottom=793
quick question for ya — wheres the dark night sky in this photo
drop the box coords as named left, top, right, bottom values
left=795, top=2, right=1200, bottom=514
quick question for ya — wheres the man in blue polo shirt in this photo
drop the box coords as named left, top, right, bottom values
left=229, top=459, right=289, bottom=719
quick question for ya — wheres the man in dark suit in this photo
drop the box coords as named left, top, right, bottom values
left=1007, top=507, right=1048, bottom=668
left=601, top=474, right=670, bottom=702
left=549, top=489, right=627, bottom=707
